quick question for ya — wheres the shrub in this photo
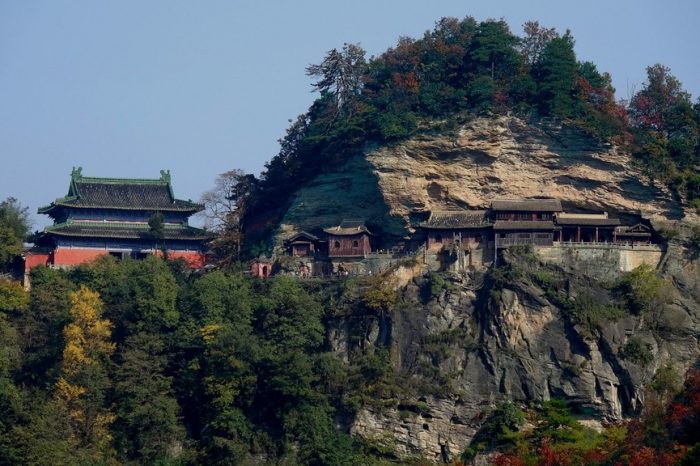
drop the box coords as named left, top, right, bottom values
left=615, top=264, right=669, bottom=315
left=620, top=337, right=654, bottom=366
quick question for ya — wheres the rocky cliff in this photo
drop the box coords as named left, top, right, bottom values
left=270, top=114, right=700, bottom=462
left=274, top=114, right=694, bottom=247
left=322, top=241, right=700, bottom=462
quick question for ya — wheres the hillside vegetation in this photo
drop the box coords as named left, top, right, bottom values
left=244, top=16, right=699, bottom=244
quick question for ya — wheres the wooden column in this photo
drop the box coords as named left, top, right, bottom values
left=595, top=227, right=599, bottom=243
left=577, top=227, right=581, bottom=242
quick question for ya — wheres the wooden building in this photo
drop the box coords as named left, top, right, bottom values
left=615, top=223, right=653, bottom=244
left=555, top=213, right=621, bottom=243
left=324, top=220, right=372, bottom=258
left=286, top=231, right=321, bottom=257
left=491, top=199, right=562, bottom=247
left=420, top=210, right=491, bottom=251
left=25, top=168, right=210, bottom=279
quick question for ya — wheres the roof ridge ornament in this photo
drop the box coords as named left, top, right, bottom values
left=71, top=166, right=83, bottom=180
left=160, top=170, right=171, bottom=183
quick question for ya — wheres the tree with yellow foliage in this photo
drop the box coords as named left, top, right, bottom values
left=54, top=285, right=115, bottom=457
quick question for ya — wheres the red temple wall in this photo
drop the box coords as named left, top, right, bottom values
left=328, top=234, right=371, bottom=257
left=24, top=252, right=51, bottom=269
left=51, top=248, right=206, bottom=268
left=164, top=251, right=206, bottom=268
left=53, top=248, right=108, bottom=266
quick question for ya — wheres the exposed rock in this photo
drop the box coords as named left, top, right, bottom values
left=328, top=250, right=700, bottom=462
left=275, top=115, right=694, bottom=249
left=367, top=115, right=685, bottom=225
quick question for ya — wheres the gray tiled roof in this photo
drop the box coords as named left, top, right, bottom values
left=491, top=199, right=562, bottom=212
left=420, top=210, right=490, bottom=229
left=323, top=220, right=372, bottom=236
left=556, top=217, right=621, bottom=226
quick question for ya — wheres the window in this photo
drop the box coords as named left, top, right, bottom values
left=352, top=240, right=359, bottom=248
left=334, top=241, right=341, bottom=249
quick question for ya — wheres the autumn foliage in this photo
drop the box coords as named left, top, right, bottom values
left=472, top=369, right=700, bottom=466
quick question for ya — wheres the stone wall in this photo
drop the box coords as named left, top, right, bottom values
left=535, top=243, right=664, bottom=281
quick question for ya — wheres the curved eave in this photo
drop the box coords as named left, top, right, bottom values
left=44, top=230, right=213, bottom=241
left=39, top=200, right=203, bottom=213
left=44, top=222, right=213, bottom=241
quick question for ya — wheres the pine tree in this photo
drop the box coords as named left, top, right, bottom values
left=534, top=31, right=578, bottom=117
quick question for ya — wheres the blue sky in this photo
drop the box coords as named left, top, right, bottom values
left=1, top=0, right=698, bottom=229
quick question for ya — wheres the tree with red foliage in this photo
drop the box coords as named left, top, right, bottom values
left=668, top=369, right=700, bottom=445
left=629, top=64, right=691, bottom=134
left=520, top=20, right=558, bottom=66
left=492, top=452, right=526, bottom=466
left=537, top=438, right=571, bottom=466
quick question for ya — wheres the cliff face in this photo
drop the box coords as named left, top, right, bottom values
left=271, top=114, right=700, bottom=462
left=329, top=246, right=700, bottom=462
left=275, top=114, right=692, bottom=247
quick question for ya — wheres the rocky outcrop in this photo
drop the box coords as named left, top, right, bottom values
left=328, top=249, right=700, bottom=462
left=275, top=114, right=693, bottom=248
left=367, top=115, right=686, bottom=225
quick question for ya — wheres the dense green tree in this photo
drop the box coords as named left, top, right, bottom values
left=534, top=31, right=578, bottom=116
left=468, top=20, right=521, bottom=81
left=112, top=332, right=185, bottom=463
left=0, top=282, right=24, bottom=465
left=17, top=267, right=74, bottom=387
left=0, top=198, right=30, bottom=273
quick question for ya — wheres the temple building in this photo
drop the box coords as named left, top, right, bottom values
left=286, top=231, right=322, bottom=257
left=614, top=223, right=654, bottom=244
left=492, top=199, right=562, bottom=248
left=555, top=212, right=620, bottom=243
left=23, top=168, right=209, bottom=283
left=421, top=210, right=491, bottom=251
left=324, top=220, right=372, bottom=258
left=420, top=210, right=492, bottom=270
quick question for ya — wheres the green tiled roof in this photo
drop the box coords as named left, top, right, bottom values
left=44, top=221, right=213, bottom=241
left=39, top=168, right=203, bottom=213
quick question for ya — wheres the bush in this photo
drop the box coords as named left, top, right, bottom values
left=620, top=337, right=654, bottom=366
left=424, top=272, right=453, bottom=300
left=615, top=264, right=669, bottom=315
left=462, top=401, right=525, bottom=460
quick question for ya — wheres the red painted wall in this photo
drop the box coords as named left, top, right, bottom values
left=328, top=233, right=370, bottom=257
left=52, top=248, right=206, bottom=269
left=53, top=248, right=107, bottom=266
left=166, top=251, right=207, bottom=268
left=251, top=261, right=272, bottom=278
left=24, top=252, right=51, bottom=269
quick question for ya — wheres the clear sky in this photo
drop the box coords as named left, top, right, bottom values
left=1, top=0, right=698, bottom=229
